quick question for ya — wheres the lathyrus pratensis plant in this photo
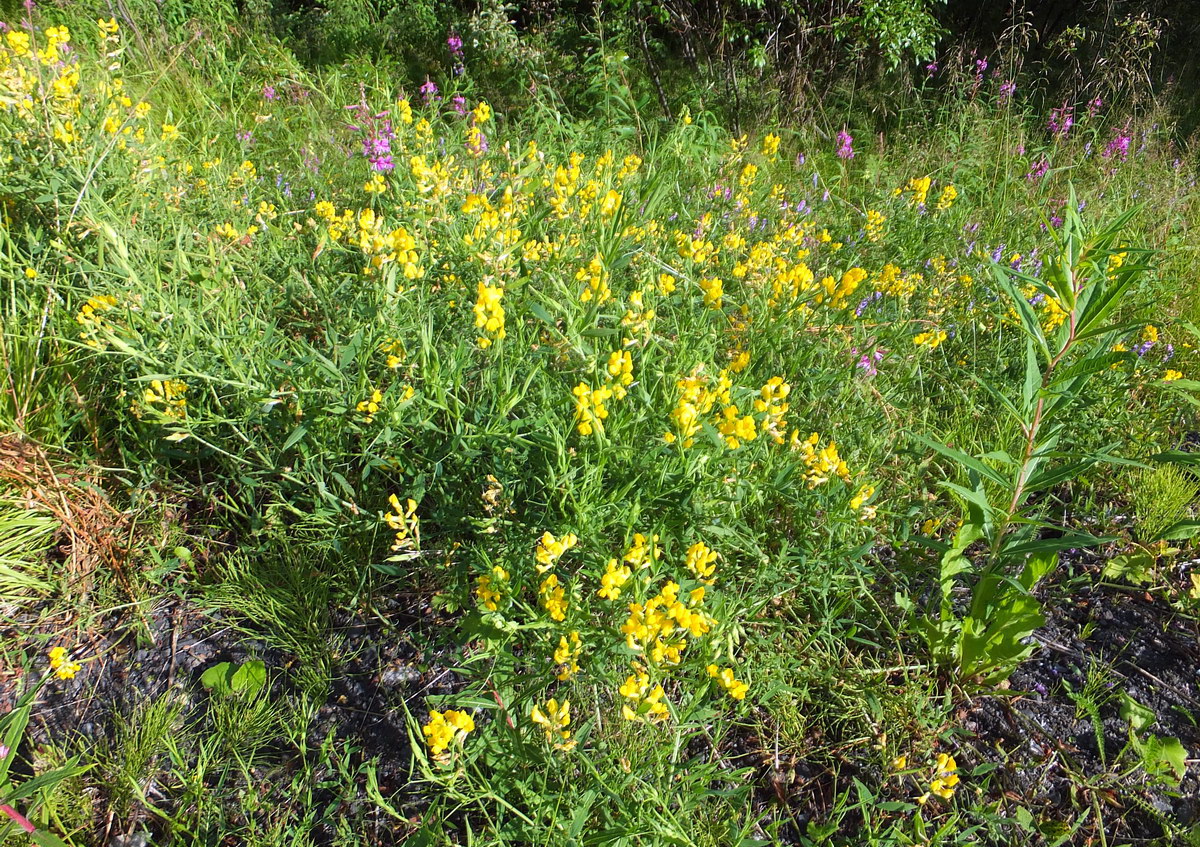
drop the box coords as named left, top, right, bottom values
left=902, top=188, right=1148, bottom=686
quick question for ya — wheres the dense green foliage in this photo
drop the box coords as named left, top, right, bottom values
left=2, top=2, right=1200, bottom=846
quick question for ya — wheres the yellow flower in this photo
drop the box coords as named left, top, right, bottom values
left=476, top=565, right=509, bottom=611
left=24, top=268, right=37, bottom=279
left=540, top=573, right=569, bottom=621
left=865, top=209, right=886, bottom=243
left=356, top=388, right=383, bottom=423
left=619, top=666, right=670, bottom=723
left=474, top=279, right=506, bottom=348
left=553, top=631, right=582, bottom=680
left=913, top=330, right=948, bottom=349
left=535, top=531, right=578, bottom=572
left=363, top=173, right=387, bottom=193
left=598, top=558, right=632, bottom=600
left=160, top=123, right=180, bottom=142
left=928, top=752, right=960, bottom=800
left=472, top=101, right=492, bottom=124
left=936, top=184, right=957, bottom=211
left=761, top=133, right=781, bottom=158
left=685, top=542, right=718, bottom=585
left=1142, top=325, right=1159, bottom=343
left=48, top=646, right=82, bottom=680
left=1163, top=370, right=1184, bottom=382
left=531, top=698, right=576, bottom=751
left=422, top=709, right=475, bottom=757
left=706, top=664, right=748, bottom=700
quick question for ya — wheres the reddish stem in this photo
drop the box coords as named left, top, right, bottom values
left=0, top=804, right=36, bottom=834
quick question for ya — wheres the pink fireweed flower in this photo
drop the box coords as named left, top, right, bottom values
left=836, top=130, right=854, bottom=159
left=1048, top=105, right=1074, bottom=138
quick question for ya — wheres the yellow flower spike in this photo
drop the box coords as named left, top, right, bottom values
left=553, top=631, right=582, bottom=680
left=685, top=542, right=718, bottom=585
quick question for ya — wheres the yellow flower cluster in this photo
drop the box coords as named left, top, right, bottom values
left=423, top=709, right=475, bottom=758
left=143, top=379, right=188, bottom=420
left=536, top=531, right=578, bottom=571
left=684, top=542, right=718, bottom=585
left=664, top=367, right=730, bottom=448
left=816, top=267, right=867, bottom=309
left=474, top=279, right=506, bottom=348
left=865, top=209, right=886, bottom=242
left=539, top=573, right=568, bottom=621
left=913, top=329, right=948, bottom=348
left=572, top=381, right=612, bottom=436
left=476, top=565, right=509, bottom=611
left=706, top=664, right=749, bottom=700
left=356, top=388, right=383, bottom=423
left=903, top=176, right=932, bottom=206
left=621, top=580, right=713, bottom=665
left=76, top=294, right=118, bottom=348
left=619, top=664, right=670, bottom=723
left=576, top=253, right=611, bottom=304
left=754, top=377, right=791, bottom=444
left=792, top=432, right=851, bottom=487
left=936, top=184, right=958, bottom=211
left=918, top=752, right=960, bottom=803
left=553, top=631, right=582, bottom=680
left=48, top=646, right=81, bottom=680
left=850, top=484, right=876, bottom=522
left=383, top=495, right=419, bottom=553
left=761, top=133, right=781, bottom=158
left=531, top=698, right=577, bottom=751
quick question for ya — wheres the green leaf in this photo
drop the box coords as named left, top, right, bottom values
left=1101, top=551, right=1154, bottom=585
left=910, top=432, right=1010, bottom=487
left=1119, top=692, right=1156, bottom=732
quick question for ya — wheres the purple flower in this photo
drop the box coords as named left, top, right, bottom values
left=1087, top=97, right=1102, bottom=118
left=451, top=94, right=467, bottom=117
left=419, top=78, right=440, bottom=104
left=1048, top=105, right=1074, bottom=138
left=1103, top=131, right=1131, bottom=162
left=1027, top=156, right=1049, bottom=181
left=855, top=291, right=882, bottom=317
left=925, top=61, right=938, bottom=77
left=447, top=32, right=463, bottom=58
left=836, top=129, right=854, bottom=159
left=263, top=84, right=277, bottom=102
left=1135, top=340, right=1155, bottom=357
left=990, top=243, right=1006, bottom=263
left=999, top=80, right=1016, bottom=100
left=236, top=129, right=254, bottom=144
left=1162, top=344, right=1176, bottom=364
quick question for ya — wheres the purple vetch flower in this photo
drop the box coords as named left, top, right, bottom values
left=855, top=348, right=886, bottom=376
left=1087, top=96, right=1102, bottom=118
left=236, top=129, right=254, bottom=144
left=925, top=61, right=938, bottom=76
left=990, top=243, right=1006, bottom=263
left=836, top=129, right=854, bottom=159
left=419, top=78, right=440, bottom=104
left=1027, top=156, right=1049, bottom=181
left=1162, top=344, right=1176, bottom=364
left=1050, top=215, right=1063, bottom=228
left=795, top=152, right=806, bottom=166
left=822, top=189, right=831, bottom=202
left=447, top=32, right=463, bottom=58
left=451, top=94, right=467, bottom=116
left=855, top=291, right=882, bottom=317
left=999, top=80, right=1016, bottom=100
left=263, top=84, right=277, bottom=101
left=1134, top=340, right=1155, bottom=356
